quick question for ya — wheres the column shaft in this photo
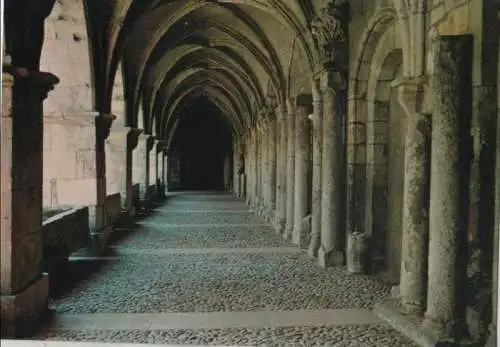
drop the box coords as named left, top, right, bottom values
left=398, top=81, right=431, bottom=313
left=423, top=35, right=472, bottom=338
left=293, top=105, right=310, bottom=247
left=318, top=74, right=346, bottom=268
left=284, top=103, right=296, bottom=238
left=308, top=96, right=323, bottom=257
left=275, top=106, right=288, bottom=233
left=267, top=118, right=277, bottom=217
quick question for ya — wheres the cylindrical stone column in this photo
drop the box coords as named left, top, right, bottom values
left=423, top=35, right=471, bottom=338
left=253, top=129, right=259, bottom=209
left=284, top=100, right=296, bottom=239
left=266, top=118, right=277, bottom=220
left=318, top=71, right=346, bottom=268
left=292, top=103, right=311, bottom=247
left=125, top=128, right=142, bottom=216
left=308, top=89, right=323, bottom=258
left=398, top=81, right=431, bottom=313
left=263, top=120, right=271, bottom=215
left=275, top=105, right=288, bottom=234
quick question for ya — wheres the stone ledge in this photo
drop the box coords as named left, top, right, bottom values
left=373, top=299, right=482, bottom=347
left=1, top=274, right=50, bottom=338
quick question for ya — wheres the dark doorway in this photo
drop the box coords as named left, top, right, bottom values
left=171, top=96, right=232, bottom=191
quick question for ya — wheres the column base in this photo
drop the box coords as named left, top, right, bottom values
left=74, top=226, right=113, bottom=257
left=1, top=274, right=50, bottom=338
left=485, top=324, right=496, bottom=347
left=292, top=215, right=311, bottom=249
left=317, top=246, right=343, bottom=268
left=307, top=234, right=321, bottom=259
left=374, top=299, right=478, bottom=347
left=263, top=207, right=275, bottom=224
left=274, top=218, right=285, bottom=235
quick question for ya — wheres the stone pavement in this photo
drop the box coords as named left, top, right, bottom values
left=32, top=192, right=417, bottom=346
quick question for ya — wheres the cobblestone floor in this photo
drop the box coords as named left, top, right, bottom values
left=36, top=192, right=416, bottom=346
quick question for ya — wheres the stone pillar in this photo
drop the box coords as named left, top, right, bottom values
left=155, top=140, right=164, bottom=199
left=149, top=139, right=158, bottom=189
left=253, top=128, right=260, bottom=208
left=275, top=104, right=288, bottom=234
left=136, top=134, right=155, bottom=209
left=284, top=100, right=296, bottom=239
left=245, top=133, right=252, bottom=206
left=106, top=124, right=131, bottom=204
left=163, top=146, right=171, bottom=194
left=1, top=68, right=58, bottom=337
left=308, top=86, right=323, bottom=258
left=261, top=120, right=270, bottom=215
left=393, top=78, right=431, bottom=313
left=423, top=35, right=472, bottom=338
left=318, top=69, right=346, bottom=267
left=259, top=123, right=266, bottom=214
left=265, top=117, right=277, bottom=221
left=293, top=95, right=312, bottom=247
left=125, top=128, right=142, bottom=216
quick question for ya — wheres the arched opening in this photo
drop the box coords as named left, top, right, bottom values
left=171, top=96, right=233, bottom=191
left=366, top=48, right=404, bottom=280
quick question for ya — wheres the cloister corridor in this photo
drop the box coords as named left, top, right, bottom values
left=1, top=0, right=499, bottom=346
left=30, top=192, right=415, bottom=346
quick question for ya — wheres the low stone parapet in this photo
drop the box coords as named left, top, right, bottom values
left=105, top=192, right=122, bottom=226
left=41, top=206, right=89, bottom=272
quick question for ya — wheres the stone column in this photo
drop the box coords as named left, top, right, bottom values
left=275, top=104, right=288, bottom=234
left=284, top=100, right=296, bottom=239
left=253, top=128, right=259, bottom=209
left=394, top=78, right=431, bottom=313
left=136, top=134, right=155, bottom=209
left=265, top=117, right=277, bottom=221
left=318, top=69, right=346, bottom=268
left=1, top=68, right=58, bottom=337
left=245, top=133, right=252, bottom=206
left=293, top=95, right=312, bottom=247
left=163, top=146, right=171, bottom=194
left=155, top=140, right=164, bottom=199
left=125, top=128, right=142, bottom=216
left=106, top=124, right=131, bottom=204
left=308, top=86, right=323, bottom=258
left=422, top=35, right=472, bottom=338
left=261, top=120, right=270, bottom=215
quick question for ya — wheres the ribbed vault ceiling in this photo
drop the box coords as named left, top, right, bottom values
left=93, top=0, right=320, bottom=145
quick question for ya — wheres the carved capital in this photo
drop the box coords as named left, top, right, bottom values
left=156, top=140, right=165, bottom=152
left=146, top=135, right=156, bottom=152
left=317, top=68, right=347, bottom=92
left=4, top=66, right=59, bottom=101
left=127, top=128, right=143, bottom=151
left=391, top=76, right=428, bottom=117
left=95, top=113, right=116, bottom=141
left=311, top=0, right=349, bottom=68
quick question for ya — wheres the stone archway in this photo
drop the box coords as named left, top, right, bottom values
left=359, top=11, right=405, bottom=279
left=365, top=48, right=404, bottom=279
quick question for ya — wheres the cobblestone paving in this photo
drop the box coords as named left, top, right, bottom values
left=41, top=192, right=416, bottom=346
left=36, top=325, right=415, bottom=346
left=50, top=252, right=391, bottom=314
left=113, top=225, right=290, bottom=249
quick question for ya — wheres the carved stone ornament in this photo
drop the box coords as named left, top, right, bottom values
left=311, top=0, right=348, bottom=66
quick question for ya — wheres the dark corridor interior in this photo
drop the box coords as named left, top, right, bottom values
left=171, top=96, right=233, bottom=191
